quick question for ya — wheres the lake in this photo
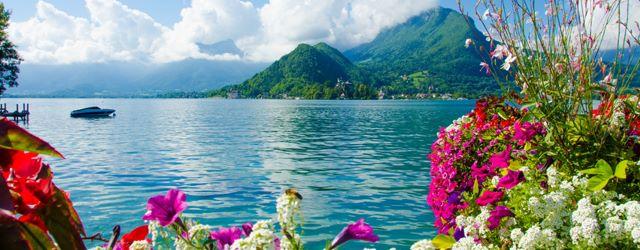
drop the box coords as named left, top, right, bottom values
left=13, top=98, right=474, bottom=249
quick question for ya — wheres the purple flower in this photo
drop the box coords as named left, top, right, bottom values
left=210, top=227, right=242, bottom=250
left=242, top=222, right=253, bottom=236
left=454, top=227, right=465, bottom=240
left=329, top=218, right=379, bottom=249
left=475, top=191, right=503, bottom=206
left=142, top=189, right=188, bottom=227
left=487, top=206, right=514, bottom=229
left=489, top=146, right=511, bottom=171
left=497, top=170, right=525, bottom=189
left=447, top=191, right=462, bottom=204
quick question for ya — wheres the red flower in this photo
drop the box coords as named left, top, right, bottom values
left=2, top=150, right=54, bottom=212
left=116, top=225, right=150, bottom=250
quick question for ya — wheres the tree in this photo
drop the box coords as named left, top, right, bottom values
left=0, top=3, right=21, bottom=95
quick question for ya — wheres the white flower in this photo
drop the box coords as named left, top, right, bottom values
left=411, top=239, right=436, bottom=250
left=546, top=167, right=559, bottom=188
left=130, top=240, right=152, bottom=250
left=452, top=236, right=488, bottom=250
left=491, top=45, right=510, bottom=60
left=465, top=39, right=473, bottom=48
left=277, top=190, right=302, bottom=233
left=632, top=227, right=640, bottom=244
left=231, top=220, right=277, bottom=250
left=501, top=53, right=517, bottom=71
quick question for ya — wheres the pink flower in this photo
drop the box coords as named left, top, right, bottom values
left=501, top=54, right=517, bottom=71
left=491, top=45, right=510, bottom=60
left=242, top=222, right=253, bottom=236
left=497, top=170, right=525, bottom=189
left=487, top=206, right=514, bottom=229
left=513, top=121, right=543, bottom=145
left=480, top=62, right=491, bottom=75
left=329, top=218, right=379, bottom=249
left=210, top=227, right=243, bottom=250
left=142, top=189, right=188, bottom=227
left=489, top=147, right=511, bottom=170
left=476, top=191, right=504, bottom=206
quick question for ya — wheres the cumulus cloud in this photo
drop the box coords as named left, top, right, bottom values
left=9, top=0, right=439, bottom=64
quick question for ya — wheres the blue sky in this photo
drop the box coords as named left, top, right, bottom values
left=3, top=0, right=470, bottom=25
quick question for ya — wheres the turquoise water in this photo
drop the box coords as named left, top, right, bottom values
left=15, top=99, right=473, bottom=249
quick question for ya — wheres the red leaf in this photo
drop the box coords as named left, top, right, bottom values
left=0, top=118, right=63, bottom=158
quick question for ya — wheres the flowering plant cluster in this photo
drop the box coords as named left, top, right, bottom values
left=103, top=188, right=379, bottom=250
left=0, top=118, right=86, bottom=249
left=415, top=0, right=640, bottom=249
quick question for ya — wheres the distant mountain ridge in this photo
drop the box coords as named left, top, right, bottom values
left=10, top=59, right=267, bottom=97
left=222, top=7, right=497, bottom=99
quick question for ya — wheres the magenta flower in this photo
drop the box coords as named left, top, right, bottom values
left=487, top=206, right=514, bottom=229
left=475, top=191, right=503, bottom=206
left=329, top=218, right=379, bottom=249
left=142, top=189, right=188, bottom=227
left=489, top=146, right=511, bottom=170
left=242, top=222, right=253, bottom=236
left=210, top=226, right=242, bottom=250
left=497, top=170, right=525, bottom=189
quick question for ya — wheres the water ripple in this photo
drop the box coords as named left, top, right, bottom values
left=15, top=98, right=472, bottom=249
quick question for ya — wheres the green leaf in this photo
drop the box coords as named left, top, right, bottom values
left=0, top=118, right=63, bottom=158
left=615, top=160, right=630, bottom=179
left=0, top=212, right=56, bottom=250
left=496, top=109, right=508, bottom=120
left=509, top=160, right=522, bottom=170
left=432, top=234, right=456, bottom=249
left=473, top=179, right=479, bottom=194
left=595, top=159, right=613, bottom=177
left=36, top=186, right=86, bottom=250
left=587, top=175, right=612, bottom=191
left=579, top=168, right=601, bottom=175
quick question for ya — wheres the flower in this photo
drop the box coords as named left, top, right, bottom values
left=487, top=206, right=514, bottom=229
left=210, top=226, right=242, bottom=250
left=489, top=147, right=511, bottom=170
left=142, top=189, right=187, bottom=227
left=501, top=53, right=517, bottom=71
left=491, top=45, right=510, bottom=60
left=329, top=218, right=379, bottom=249
left=242, top=222, right=253, bottom=236
left=480, top=62, right=490, bottom=75
left=465, top=39, right=473, bottom=48
left=497, top=170, right=525, bottom=189
left=114, top=225, right=150, bottom=250
left=476, top=191, right=504, bottom=206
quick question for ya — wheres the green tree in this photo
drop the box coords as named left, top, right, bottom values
left=0, top=4, right=21, bottom=95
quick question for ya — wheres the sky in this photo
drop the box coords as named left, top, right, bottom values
left=2, top=0, right=637, bottom=65
left=2, top=0, right=478, bottom=64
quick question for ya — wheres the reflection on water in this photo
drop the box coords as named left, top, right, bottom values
left=17, top=98, right=473, bottom=249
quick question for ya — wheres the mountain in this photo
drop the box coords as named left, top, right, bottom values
left=344, top=7, right=496, bottom=96
left=221, top=7, right=497, bottom=99
left=10, top=60, right=267, bottom=97
left=222, top=43, right=376, bottom=99
left=197, top=39, right=245, bottom=57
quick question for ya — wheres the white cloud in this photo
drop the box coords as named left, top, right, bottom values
left=592, top=0, right=640, bottom=50
left=242, top=0, right=438, bottom=61
left=9, top=0, right=438, bottom=64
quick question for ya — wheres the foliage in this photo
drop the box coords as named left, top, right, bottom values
left=0, top=118, right=86, bottom=249
left=0, top=3, right=22, bottom=95
left=415, top=0, right=640, bottom=249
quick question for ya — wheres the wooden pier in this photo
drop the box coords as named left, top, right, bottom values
left=0, top=103, right=29, bottom=123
